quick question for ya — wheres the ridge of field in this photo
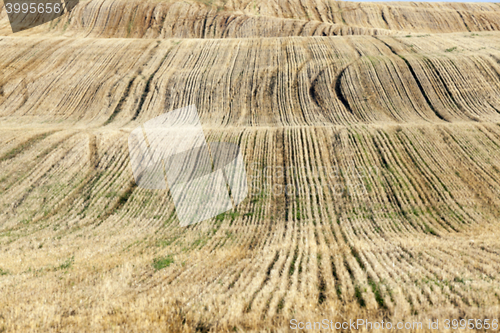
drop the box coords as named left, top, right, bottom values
left=2, top=0, right=500, bottom=331
left=1, top=33, right=500, bottom=127
left=2, top=0, right=500, bottom=38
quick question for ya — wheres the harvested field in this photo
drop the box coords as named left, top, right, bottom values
left=1, top=0, right=500, bottom=332
left=2, top=0, right=500, bottom=38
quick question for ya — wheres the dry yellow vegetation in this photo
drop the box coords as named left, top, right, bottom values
left=1, top=0, right=500, bottom=332
left=2, top=0, right=500, bottom=37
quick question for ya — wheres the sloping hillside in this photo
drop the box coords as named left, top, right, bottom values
left=2, top=33, right=500, bottom=126
left=2, top=0, right=500, bottom=38
left=1, top=1, right=500, bottom=331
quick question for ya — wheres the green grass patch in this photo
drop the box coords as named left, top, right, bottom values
left=152, top=255, right=174, bottom=271
left=423, top=222, right=437, bottom=236
left=368, top=279, right=386, bottom=309
left=354, top=285, right=366, bottom=307
left=56, top=256, right=74, bottom=271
